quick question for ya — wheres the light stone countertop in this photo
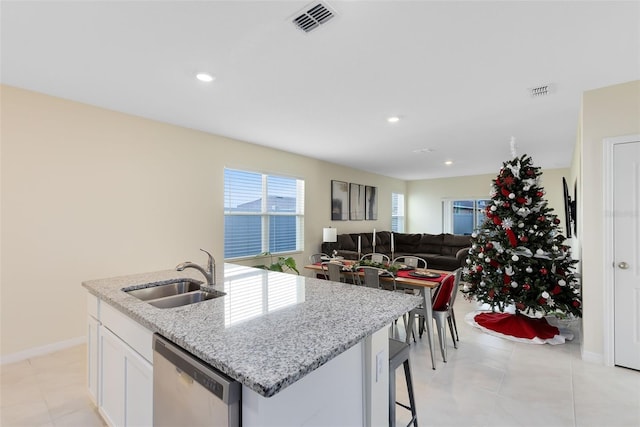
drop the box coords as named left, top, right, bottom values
left=82, top=263, right=422, bottom=397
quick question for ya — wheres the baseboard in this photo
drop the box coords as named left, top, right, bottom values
left=1, top=336, right=86, bottom=365
left=581, top=349, right=604, bottom=365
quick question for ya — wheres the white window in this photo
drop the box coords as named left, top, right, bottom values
left=443, top=199, right=490, bottom=235
left=391, top=193, right=405, bottom=232
left=224, top=169, right=304, bottom=259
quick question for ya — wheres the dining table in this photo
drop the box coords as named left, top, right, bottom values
left=304, top=261, right=449, bottom=370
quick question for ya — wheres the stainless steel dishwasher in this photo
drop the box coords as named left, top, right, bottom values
left=153, top=334, right=241, bottom=427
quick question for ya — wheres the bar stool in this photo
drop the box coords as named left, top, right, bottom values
left=389, top=338, right=418, bottom=427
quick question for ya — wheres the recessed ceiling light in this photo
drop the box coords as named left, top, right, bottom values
left=445, top=160, right=454, bottom=165
left=196, top=72, right=215, bottom=82
left=387, top=116, right=400, bottom=123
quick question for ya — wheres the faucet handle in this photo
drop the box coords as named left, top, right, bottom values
left=200, top=249, right=214, bottom=270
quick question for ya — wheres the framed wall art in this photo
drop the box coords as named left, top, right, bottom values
left=365, top=185, right=378, bottom=220
left=349, top=183, right=365, bottom=220
left=331, top=180, right=349, bottom=220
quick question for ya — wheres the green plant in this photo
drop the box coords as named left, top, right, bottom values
left=254, top=252, right=299, bottom=275
left=355, top=259, right=399, bottom=274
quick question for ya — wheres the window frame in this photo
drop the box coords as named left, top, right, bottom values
left=391, top=192, right=405, bottom=233
left=224, top=168, right=304, bottom=260
left=443, top=198, right=490, bottom=235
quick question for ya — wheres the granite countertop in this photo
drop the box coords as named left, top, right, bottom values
left=82, top=263, right=422, bottom=397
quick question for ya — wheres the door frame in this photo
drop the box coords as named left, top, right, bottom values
left=602, top=134, right=640, bottom=367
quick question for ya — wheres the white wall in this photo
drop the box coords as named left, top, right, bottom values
left=578, top=80, right=640, bottom=361
left=0, top=85, right=405, bottom=357
left=407, top=168, right=570, bottom=234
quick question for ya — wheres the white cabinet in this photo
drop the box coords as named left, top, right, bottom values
left=87, top=315, right=100, bottom=403
left=87, top=293, right=100, bottom=404
left=100, top=327, right=126, bottom=427
left=87, top=292, right=153, bottom=427
left=123, top=342, right=153, bottom=427
left=99, top=326, right=153, bottom=427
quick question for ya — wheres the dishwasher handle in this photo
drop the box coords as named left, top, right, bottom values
left=153, top=334, right=240, bottom=404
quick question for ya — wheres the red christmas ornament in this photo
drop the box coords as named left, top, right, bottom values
left=476, top=265, right=483, bottom=272
left=536, top=191, right=544, bottom=197
left=516, top=197, right=527, bottom=204
left=553, top=218, right=561, bottom=224
left=485, top=243, right=494, bottom=250
left=572, top=300, right=581, bottom=308
left=503, top=275, right=512, bottom=284
left=540, top=268, right=548, bottom=275
left=526, top=169, right=534, bottom=176
left=503, top=176, right=514, bottom=186
left=501, top=188, right=511, bottom=197
left=493, top=216, right=502, bottom=225
left=523, top=283, right=531, bottom=291
left=488, top=289, right=495, bottom=298
left=538, top=297, right=547, bottom=305
left=506, top=229, right=518, bottom=247
left=538, top=215, right=546, bottom=222
left=516, top=303, right=525, bottom=311
left=503, top=202, right=510, bottom=208
left=489, top=260, right=500, bottom=268
left=520, top=235, right=529, bottom=243
left=502, top=287, right=510, bottom=293
left=552, top=285, right=562, bottom=295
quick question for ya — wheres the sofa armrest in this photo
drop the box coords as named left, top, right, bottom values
left=455, top=247, right=470, bottom=267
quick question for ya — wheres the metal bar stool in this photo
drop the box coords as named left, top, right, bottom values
left=389, top=338, right=418, bottom=427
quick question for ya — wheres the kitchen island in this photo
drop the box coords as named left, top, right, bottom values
left=83, top=263, right=422, bottom=426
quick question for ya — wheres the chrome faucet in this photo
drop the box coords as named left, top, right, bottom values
left=176, top=249, right=215, bottom=286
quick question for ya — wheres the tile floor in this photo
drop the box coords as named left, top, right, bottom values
left=1, top=294, right=638, bottom=427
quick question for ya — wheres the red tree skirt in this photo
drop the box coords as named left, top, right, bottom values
left=475, top=312, right=558, bottom=339
left=465, top=311, right=573, bottom=345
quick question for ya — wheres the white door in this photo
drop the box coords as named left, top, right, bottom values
left=613, top=140, right=640, bottom=370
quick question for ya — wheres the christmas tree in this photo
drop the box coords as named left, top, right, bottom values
left=462, top=154, right=582, bottom=320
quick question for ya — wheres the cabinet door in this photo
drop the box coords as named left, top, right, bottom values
left=100, top=327, right=125, bottom=427
left=88, top=315, right=100, bottom=404
left=124, top=345, right=153, bottom=427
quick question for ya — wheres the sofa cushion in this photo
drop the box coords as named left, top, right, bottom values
left=350, top=233, right=370, bottom=251
left=338, top=233, right=356, bottom=251
left=394, top=233, right=422, bottom=252
left=442, top=234, right=472, bottom=256
left=418, top=233, right=444, bottom=254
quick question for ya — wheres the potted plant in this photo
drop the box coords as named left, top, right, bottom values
left=254, top=252, right=299, bottom=275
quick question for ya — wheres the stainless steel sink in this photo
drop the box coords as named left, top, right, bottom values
left=148, top=290, right=224, bottom=309
left=124, top=279, right=225, bottom=308
left=126, top=280, right=203, bottom=301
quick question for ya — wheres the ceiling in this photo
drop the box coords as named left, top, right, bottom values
left=2, top=1, right=638, bottom=180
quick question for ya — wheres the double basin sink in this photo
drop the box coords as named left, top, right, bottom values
left=124, top=279, right=225, bottom=308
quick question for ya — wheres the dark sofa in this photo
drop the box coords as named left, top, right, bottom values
left=321, top=231, right=471, bottom=271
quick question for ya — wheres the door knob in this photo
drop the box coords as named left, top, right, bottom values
left=618, top=262, right=629, bottom=269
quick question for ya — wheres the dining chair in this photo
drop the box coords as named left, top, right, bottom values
left=360, top=252, right=391, bottom=264
left=392, top=255, right=427, bottom=269
left=321, top=262, right=343, bottom=282
left=447, top=268, right=462, bottom=344
left=430, top=268, right=462, bottom=361
left=357, top=266, right=396, bottom=291
left=309, top=253, right=329, bottom=264
left=407, top=268, right=461, bottom=362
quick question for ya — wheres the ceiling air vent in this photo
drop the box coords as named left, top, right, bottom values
left=293, top=3, right=335, bottom=33
left=529, top=83, right=555, bottom=98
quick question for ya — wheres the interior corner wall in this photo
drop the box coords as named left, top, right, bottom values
left=406, top=168, right=570, bottom=234
left=0, top=85, right=405, bottom=358
left=579, top=80, right=640, bottom=362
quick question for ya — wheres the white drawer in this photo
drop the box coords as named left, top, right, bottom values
left=101, top=302, right=154, bottom=363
